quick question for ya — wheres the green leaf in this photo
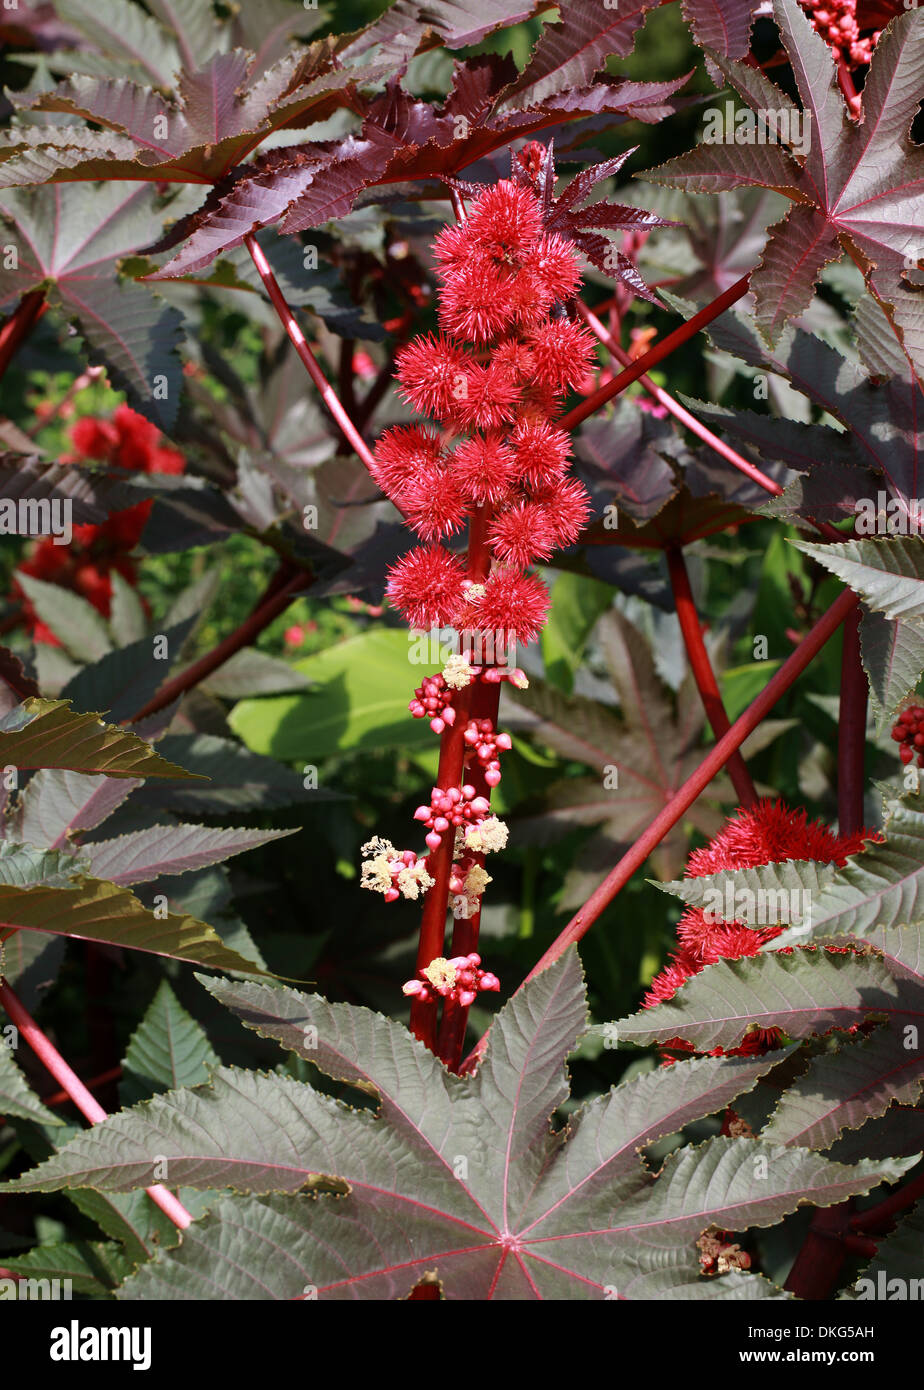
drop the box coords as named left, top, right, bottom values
left=228, top=628, right=433, bottom=761
left=84, top=823, right=297, bottom=886
left=0, top=1044, right=62, bottom=1125
left=776, top=800, right=924, bottom=942
left=120, top=980, right=220, bottom=1106
left=615, top=949, right=911, bottom=1050
left=0, top=877, right=266, bottom=972
left=0, top=1238, right=133, bottom=1296
left=200, top=649, right=312, bottom=699
left=6, top=952, right=902, bottom=1300
left=861, top=607, right=924, bottom=729
left=14, top=574, right=112, bottom=663
left=108, top=572, right=148, bottom=647
left=761, top=1028, right=924, bottom=1150
left=131, top=733, right=327, bottom=811
left=540, top=571, right=613, bottom=693
left=0, top=699, right=203, bottom=779
left=60, top=617, right=197, bottom=721
left=9, top=769, right=141, bottom=850
left=0, top=842, right=90, bottom=888
left=794, top=537, right=924, bottom=623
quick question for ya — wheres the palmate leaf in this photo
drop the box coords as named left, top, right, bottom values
left=794, top=537, right=924, bottom=623
left=0, top=698, right=201, bottom=780
left=510, top=609, right=738, bottom=890
left=616, top=939, right=922, bottom=1051
left=7, top=769, right=141, bottom=851
left=0, top=455, right=150, bottom=527
left=149, top=65, right=688, bottom=280
left=761, top=1027, right=924, bottom=1150
left=0, top=876, right=264, bottom=972
left=648, top=0, right=924, bottom=374
left=0, top=184, right=183, bottom=429
left=4, top=950, right=903, bottom=1300
left=0, top=1239, right=134, bottom=1298
left=1, top=37, right=389, bottom=187
left=120, top=979, right=220, bottom=1106
left=681, top=0, right=756, bottom=59
left=82, top=823, right=297, bottom=886
left=625, top=927, right=924, bottom=1158
left=0, top=1042, right=62, bottom=1125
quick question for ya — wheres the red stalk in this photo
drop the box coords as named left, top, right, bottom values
left=850, top=1169, right=924, bottom=1233
left=667, top=545, right=758, bottom=809
left=127, top=564, right=309, bottom=723
left=0, top=978, right=191, bottom=1230
left=461, top=586, right=860, bottom=1073
left=577, top=300, right=783, bottom=499
left=558, top=275, right=751, bottom=432
left=0, top=291, right=47, bottom=382
left=435, top=674, right=502, bottom=1070
left=408, top=505, right=494, bottom=1049
left=244, top=234, right=378, bottom=476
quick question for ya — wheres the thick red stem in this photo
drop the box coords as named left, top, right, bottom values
left=461, top=587, right=860, bottom=1073
left=0, top=978, right=191, bottom=1230
left=409, top=505, right=494, bottom=1051
left=850, top=1169, right=924, bottom=1232
left=667, top=545, right=758, bottom=809
left=558, top=276, right=751, bottom=432
left=436, top=676, right=502, bottom=1070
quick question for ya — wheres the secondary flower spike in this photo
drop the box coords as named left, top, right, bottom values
left=643, top=798, right=880, bottom=1058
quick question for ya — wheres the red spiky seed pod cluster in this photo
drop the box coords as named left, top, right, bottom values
left=891, top=704, right=924, bottom=768
left=643, top=799, right=880, bottom=1059
left=380, top=178, right=597, bottom=645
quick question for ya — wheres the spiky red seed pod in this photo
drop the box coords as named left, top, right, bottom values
left=465, top=179, right=544, bottom=259
left=492, top=340, right=536, bottom=390
left=489, top=501, right=557, bottom=568
left=685, top=799, right=876, bottom=876
left=371, top=424, right=444, bottom=502
left=527, top=318, right=598, bottom=394
left=402, top=460, right=468, bottom=541
left=448, top=361, right=521, bottom=432
left=466, top=567, right=551, bottom=646
left=395, top=334, right=472, bottom=422
left=510, top=418, right=571, bottom=488
left=534, top=476, right=593, bottom=549
left=525, top=233, right=583, bottom=302
left=451, top=432, right=518, bottom=505
left=386, top=544, right=466, bottom=629
left=437, top=259, right=519, bottom=344
left=432, top=221, right=471, bottom=277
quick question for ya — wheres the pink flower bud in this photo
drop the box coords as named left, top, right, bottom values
left=425, top=830, right=442, bottom=850
left=485, top=767, right=501, bottom=786
left=458, top=990, right=477, bottom=1007
left=414, top=806, right=431, bottom=822
left=430, top=717, right=445, bottom=734
left=496, top=732, right=512, bottom=751
left=479, top=972, right=500, bottom=992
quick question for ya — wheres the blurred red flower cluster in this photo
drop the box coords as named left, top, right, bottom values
left=14, top=405, right=184, bottom=645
